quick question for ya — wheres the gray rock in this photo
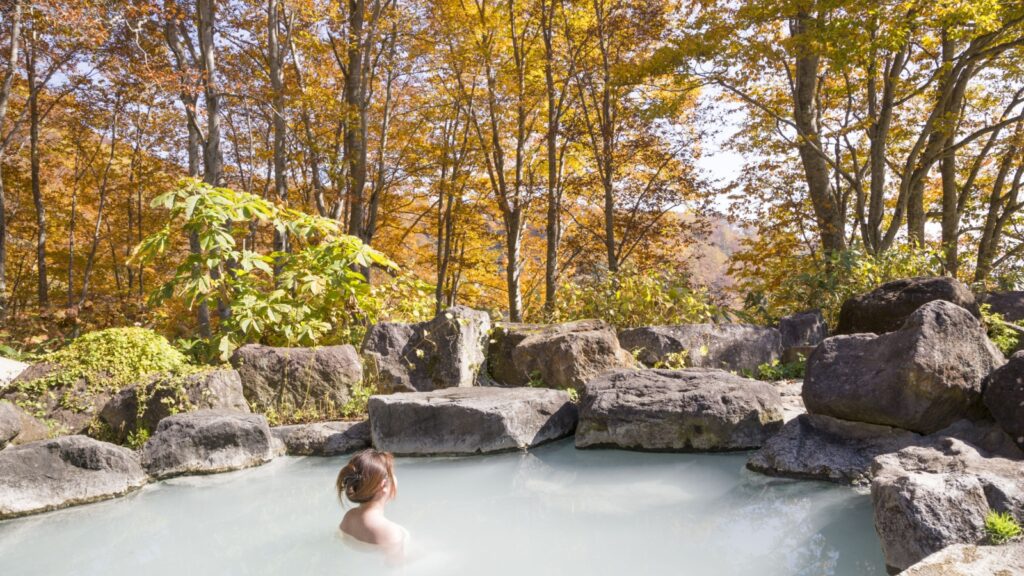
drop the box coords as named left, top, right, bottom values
left=775, top=379, right=806, bottom=422
left=0, top=435, right=147, bottom=520
left=368, top=387, right=578, bottom=455
left=748, top=416, right=1023, bottom=486
left=871, top=438, right=1024, bottom=572
left=778, top=309, right=828, bottom=349
left=983, top=354, right=1024, bottom=449
left=981, top=291, right=1024, bottom=322
left=271, top=420, right=370, bottom=456
left=140, top=410, right=274, bottom=479
left=490, top=320, right=635, bottom=390
left=0, top=400, right=48, bottom=449
left=748, top=414, right=924, bottom=485
left=618, top=324, right=782, bottom=373
left=836, top=276, right=979, bottom=335
left=230, top=344, right=362, bottom=411
left=0, top=356, right=27, bottom=386
left=3, top=362, right=113, bottom=434
left=576, top=369, right=784, bottom=451
left=99, top=368, right=250, bottom=442
left=804, top=300, right=1004, bottom=434
left=362, top=306, right=491, bottom=393
left=898, top=542, right=1024, bottom=575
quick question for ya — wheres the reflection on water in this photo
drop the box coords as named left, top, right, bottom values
left=0, top=439, right=885, bottom=576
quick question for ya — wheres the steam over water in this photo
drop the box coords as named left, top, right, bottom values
left=0, top=440, right=886, bottom=575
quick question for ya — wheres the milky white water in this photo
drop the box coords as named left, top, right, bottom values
left=0, top=440, right=886, bottom=575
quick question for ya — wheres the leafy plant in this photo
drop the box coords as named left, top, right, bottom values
left=133, top=179, right=397, bottom=360
left=653, top=350, right=690, bottom=370
left=341, top=381, right=376, bottom=419
left=985, top=510, right=1022, bottom=544
left=553, top=267, right=723, bottom=328
left=567, top=388, right=580, bottom=403
left=748, top=357, right=807, bottom=381
left=126, top=427, right=151, bottom=450
left=980, top=304, right=1020, bottom=356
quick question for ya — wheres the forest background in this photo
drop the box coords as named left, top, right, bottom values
left=1, top=0, right=1023, bottom=360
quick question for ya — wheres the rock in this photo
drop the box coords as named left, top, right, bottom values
left=775, top=379, right=805, bottom=422
left=898, top=542, right=1024, bottom=575
left=368, top=387, right=578, bottom=455
left=0, top=356, right=27, bottom=386
left=836, top=276, right=979, bottom=335
left=0, top=400, right=48, bottom=449
left=983, top=354, right=1024, bottom=449
left=803, top=300, right=1004, bottom=434
left=981, top=291, right=1024, bottom=322
left=99, top=368, right=250, bottom=442
left=748, top=414, right=924, bottom=485
left=3, top=362, right=113, bottom=434
left=576, top=368, right=785, bottom=451
left=230, top=344, right=362, bottom=411
left=748, top=417, right=1022, bottom=486
left=781, top=345, right=817, bottom=364
left=271, top=420, right=370, bottom=456
left=778, top=309, right=828, bottom=349
left=362, top=306, right=491, bottom=393
left=618, top=324, right=782, bottom=373
left=871, top=438, right=1024, bottom=572
left=0, top=435, right=147, bottom=520
left=486, top=320, right=635, bottom=390
left=140, top=410, right=275, bottom=479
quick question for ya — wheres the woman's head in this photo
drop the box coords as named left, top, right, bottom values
left=336, top=449, right=397, bottom=505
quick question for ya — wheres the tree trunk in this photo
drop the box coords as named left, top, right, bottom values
left=790, top=11, right=845, bottom=256
left=0, top=0, right=22, bottom=320
left=27, top=29, right=48, bottom=307
left=344, top=0, right=367, bottom=239
left=268, top=0, right=288, bottom=258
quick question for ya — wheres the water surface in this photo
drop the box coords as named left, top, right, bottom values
left=0, top=440, right=886, bottom=575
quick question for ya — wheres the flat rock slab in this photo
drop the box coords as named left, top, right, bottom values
left=898, top=542, right=1024, bottom=575
left=0, top=435, right=148, bottom=520
left=804, top=300, right=1004, bottom=434
left=271, top=420, right=370, bottom=456
left=368, top=387, right=578, bottom=455
left=0, top=356, right=27, bottom=387
left=748, top=414, right=924, bottom=485
left=871, top=439, right=1024, bottom=572
left=576, top=369, right=784, bottom=452
left=141, top=410, right=274, bottom=479
left=618, top=324, right=782, bottom=373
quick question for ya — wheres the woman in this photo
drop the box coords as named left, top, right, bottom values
left=336, top=449, right=408, bottom=556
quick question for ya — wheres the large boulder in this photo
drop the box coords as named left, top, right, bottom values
left=748, top=417, right=1022, bottom=486
left=488, top=320, right=635, bottom=390
left=0, top=356, right=27, bottom=386
left=836, top=276, right=979, bottom=335
left=140, top=410, right=275, bottom=479
left=0, top=435, right=148, bottom=520
left=803, top=300, right=1004, bottom=434
left=778, top=309, right=828, bottom=349
left=576, top=368, right=784, bottom=451
left=362, top=306, right=491, bottom=393
left=898, top=542, right=1024, bottom=575
left=981, top=291, right=1024, bottom=322
left=4, top=362, right=113, bottom=434
left=747, top=414, right=923, bottom=486
left=230, top=344, right=362, bottom=411
left=271, top=420, right=370, bottom=456
left=983, top=353, right=1024, bottom=448
left=871, top=438, right=1024, bottom=572
left=99, top=368, right=250, bottom=442
left=0, top=400, right=48, bottom=449
left=618, top=324, right=782, bottom=373
left=368, top=387, right=578, bottom=455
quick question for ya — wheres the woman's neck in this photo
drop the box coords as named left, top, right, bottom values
left=358, top=498, right=386, bottom=515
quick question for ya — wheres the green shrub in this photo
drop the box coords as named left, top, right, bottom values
left=980, top=304, right=1020, bottom=356
left=985, top=510, right=1022, bottom=544
left=341, top=381, right=376, bottom=419
left=747, top=357, right=806, bottom=381
left=653, top=350, right=689, bottom=370
left=553, top=268, right=723, bottom=328
left=134, top=179, right=397, bottom=360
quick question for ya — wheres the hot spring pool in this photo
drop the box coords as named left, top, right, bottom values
left=0, top=440, right=886, bottom=575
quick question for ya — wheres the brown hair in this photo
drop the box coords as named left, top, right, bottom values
left=336, top=449, right=397, bottom=505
